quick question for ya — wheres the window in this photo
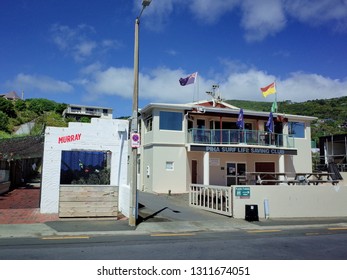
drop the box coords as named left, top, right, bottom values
left=86, top=108, right=96, bottom=115
left=159, top=111, right=183, bottom=131
left=71, top=107, right=81, bottom=113
left=60, top=150, right=111, bottom=185
left=145, top=116, right=153, bottom=132
left=165, top=161, right=174, bottom=171
left=288, top=122, right=305, bottom=138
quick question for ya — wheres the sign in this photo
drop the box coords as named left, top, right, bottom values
left=235, top=187, right=250, bottom=198
left=58, top=133, right=82, bottom=144
left=209, top=158, right=220, bottom=166
left=190, top=145, right=297, bottom=155
left=131, top=132, right=141, bottom=148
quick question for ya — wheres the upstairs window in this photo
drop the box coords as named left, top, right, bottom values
left=145, top=116, right=153, bottom=132
left=288, top=122, right=305, bottom=138
left=71, top=107, right=81, bottom=113
left=159, top=111, right=183, bottom=131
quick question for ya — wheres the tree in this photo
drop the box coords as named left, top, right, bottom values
left=0, top=98, right=16, bottom=118
left=14, top=99, right=27, bottom=111
left=0, top=111, right=9, bottom=132
left=27, top=98, right=58, bottom=114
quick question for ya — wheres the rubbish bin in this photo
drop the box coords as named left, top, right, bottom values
left=245, top=204, right=259, bottom=222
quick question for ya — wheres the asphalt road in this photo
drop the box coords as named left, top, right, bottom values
left=1, top=226, right=347, bottom=260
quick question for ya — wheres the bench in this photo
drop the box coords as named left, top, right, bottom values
left=258, top=179, right=291, bottom=185
left=308, top=180, right=339, bottom=185
left=286, top=180, right=300, bottom=185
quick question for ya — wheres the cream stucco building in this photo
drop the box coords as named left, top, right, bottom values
left=138, top=100, right=316, bottom=194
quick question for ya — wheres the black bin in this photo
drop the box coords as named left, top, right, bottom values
left=245, top=204, right=259, bottom=222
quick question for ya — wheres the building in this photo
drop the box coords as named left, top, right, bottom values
left=138, top=99, right=317, bottom=194
left=0, top=91, right=22, bottom=100
left=62, top=104, right=113, bottom=120
left=0, top=136, right=43, bottom=192
left=319, top=134, right=347, bottom=172
left=40, top=118, right=129, bottom=217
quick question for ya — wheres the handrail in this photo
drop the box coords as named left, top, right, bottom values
left=187, top=128, right=295, bottom=148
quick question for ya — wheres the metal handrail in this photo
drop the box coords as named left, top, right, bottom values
left=187, top=128, right=295, bottom=148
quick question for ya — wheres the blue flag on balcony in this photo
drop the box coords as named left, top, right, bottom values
left=266, top=112, right=274, bottom=133
left=236, top=109, right=244, bottom=129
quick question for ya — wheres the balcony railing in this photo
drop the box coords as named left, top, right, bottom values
left=187, top=128, right=295, bottom=148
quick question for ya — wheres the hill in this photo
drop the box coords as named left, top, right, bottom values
left=226, top=97, right=347, bottom=143
left=1, top=96, right=346, bottom=144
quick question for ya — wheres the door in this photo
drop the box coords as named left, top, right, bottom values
left=191, top=160, right=198, bottom=184
left=255, top=162, right=275, bottom=173
left=255, top=162, right=275, bottom=185
left=226, top=162, right=246, bottom=185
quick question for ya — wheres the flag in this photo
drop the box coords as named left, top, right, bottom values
left=179, top=72, right=197, bottom=86
left=261, top=82, right=276, bottom=97
left=266, top=112, right=274, bottom=133
left=271, top=100, right=277, bottom=113
left=236, top=108, right=244, bottom=129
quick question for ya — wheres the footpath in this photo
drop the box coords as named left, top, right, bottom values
left=1, top=188, right=347, bottom=238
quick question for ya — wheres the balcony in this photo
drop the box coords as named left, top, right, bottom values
left=187, top=128, right=295, bottom=148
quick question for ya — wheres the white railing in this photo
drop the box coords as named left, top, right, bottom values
left=189, top=184, right=233, bottom=217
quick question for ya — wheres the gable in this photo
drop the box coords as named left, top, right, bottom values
left=193, top=100, right=239, bottom=109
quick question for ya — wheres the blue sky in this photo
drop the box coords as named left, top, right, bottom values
left=1, top=0, right=347, bottom=117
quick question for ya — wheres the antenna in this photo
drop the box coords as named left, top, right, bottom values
left=206, top=84, right=222, bottom=106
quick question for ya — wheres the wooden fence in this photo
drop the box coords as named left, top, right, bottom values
left=59, top=185, right=118, bottom=218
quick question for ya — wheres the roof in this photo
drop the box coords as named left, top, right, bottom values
left=140, top=100, right=317, bottom=122
left=0, top=136, right=44, bottom=161
left=0, top=91, right=21, bottom=100
left=67, top=104, right=113, bottom=110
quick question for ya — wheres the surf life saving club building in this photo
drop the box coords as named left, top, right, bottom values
left=137, top=83, right=316, bottom=194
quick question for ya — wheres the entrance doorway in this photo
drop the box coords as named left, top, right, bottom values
left=226, top=162, right=246, bottom=185
left=191, top=160, right=197, bottom=184
left=255, top=162, right=275, bottom=173
left=255, top=162, right=275, bottom=185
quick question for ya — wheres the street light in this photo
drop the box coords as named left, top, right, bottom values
left=129, top=0, right=152, bottom=227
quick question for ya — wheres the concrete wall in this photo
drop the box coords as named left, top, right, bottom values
left=233, top=184, right=347, bottom=219
left=41, top=118, right=129, bottom=214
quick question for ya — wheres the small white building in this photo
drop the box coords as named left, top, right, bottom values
left=138, top=100, right=317, bottom=194
left=40, top=118, right=129, bottom=217
left=62, top=104, right=113, bottom=120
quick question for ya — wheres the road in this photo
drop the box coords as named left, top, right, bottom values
left=1, top=226, right=347, bottom=260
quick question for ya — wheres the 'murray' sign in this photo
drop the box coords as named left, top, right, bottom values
left=189, top=145, right=297, bottom=155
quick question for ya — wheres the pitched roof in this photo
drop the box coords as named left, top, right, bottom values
left=0, top=91, right=21, bottom=100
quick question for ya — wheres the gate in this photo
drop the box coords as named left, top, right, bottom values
left=189, top=184, right=233, bottom=216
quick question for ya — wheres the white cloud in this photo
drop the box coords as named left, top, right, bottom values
left=240, top=0, right=287, bottom=42
left=7, top=73, right=73, bottom=93
left=280, top=72, right=347, bottom=101
left=284, top=0, right=347, bottom=25
left=136, top=0, right=175, bottom=31
left=189, top=0, right=240, bottom=24
left=50, top=24, right=122, bottom=62
left=80, top=65, right=347, bottom=105
left=136, top=0, right=347, bottom=40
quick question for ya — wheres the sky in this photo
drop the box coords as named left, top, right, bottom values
left=1, top=0, right=347, bottom=117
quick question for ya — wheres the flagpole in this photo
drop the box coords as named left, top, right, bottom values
left=196, top=73, right=199, bottom=101
left=275, top=81, right=278, bottom=113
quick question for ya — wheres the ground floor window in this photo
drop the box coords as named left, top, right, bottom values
left=60, top=150, right=111, bottom=185
left=226, top=162, right=246, bottom=185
